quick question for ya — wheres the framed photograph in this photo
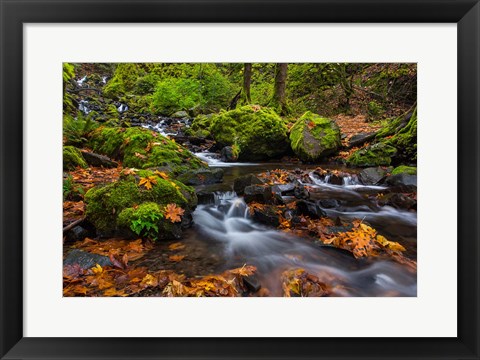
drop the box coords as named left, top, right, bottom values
left=1, top=0, right=479, bottom=359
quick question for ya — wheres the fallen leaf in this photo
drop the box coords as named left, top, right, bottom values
left=164, top=203, right=184, bottom=223
left=139, top=176, right=158, bottom=190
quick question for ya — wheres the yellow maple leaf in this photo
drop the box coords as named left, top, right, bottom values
left=376, top=235, right=406, bottom=252
left=154, top=170, right=169, bottom=180
left=139, top=176, right=158, bottom=190
left=164, top=203, right=184, bottom=223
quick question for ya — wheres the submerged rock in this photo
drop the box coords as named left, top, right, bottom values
left=289, top=111, right=341, bottom=161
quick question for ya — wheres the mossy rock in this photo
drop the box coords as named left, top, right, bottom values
left=385, top=108, right=417, bottom=162
left=392, top=165, right=417, bottom=175
left=185, top=114, right=214, bottom=138
left=84, top=170, right=196, bottom=235
left=88, top=126, right=206, bottom=174
left=289, top=111, right=341, bottom=161
left=117, top=202, right=182, bottom=241
left=63, top=146, right=87, bottom=170
left=209, top=105, right=289, bottom=161
left=347, top=142, right=397, bottom=167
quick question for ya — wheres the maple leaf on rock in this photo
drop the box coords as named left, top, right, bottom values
left=164, top=203, right=184, bottom=223
left=139, top=176, right=157, bottom=190
left=154, top=170, right=169, bottom=180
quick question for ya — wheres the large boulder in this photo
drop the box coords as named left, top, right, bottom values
left=289, top=112, right=341, bottom=162
left=88, top=126, right=206, bottom=175
left=209, top=105, right=290, bottom=161
left=84, top=169, right=197, bottom=239
left=346, top=142, right=397, bottom=167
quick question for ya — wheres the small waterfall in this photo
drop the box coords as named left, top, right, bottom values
left=78, top=100, right=91, bottom=115
left=194, top=152, right=258, bottom=167
left=77, top=75, right=87, bottom=86
left=102, top=76, right=107, bottom=84
left=117, top=104, right=129, bottom=113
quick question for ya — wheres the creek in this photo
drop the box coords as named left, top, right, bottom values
left=137, top=150, right=417, bottom=297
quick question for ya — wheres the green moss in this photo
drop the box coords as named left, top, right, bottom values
left=88, top=126, right=205, bottom=174
left=185, top=114, right=213, bottom=138
left=289, top=111, right=341, bottom=161
left=209, top=105, right=289, bottom=161
left=392, top=165, right=417, bottom=175
left=117, top=202, right=166, bottom=241
left=85, top=173, right=197, bottom=233
left=63, top=146, right=87, bottom=170
left=103, top=63, right=143, bottom=98
left=347, top=142, right=397, bottom=167
left=385, top=108, right=417, bottom=162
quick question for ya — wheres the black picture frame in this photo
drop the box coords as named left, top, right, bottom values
left=1, top=1, right=479, bottom=359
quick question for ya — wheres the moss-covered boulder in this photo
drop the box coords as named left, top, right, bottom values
left=392, top=165, right=417, bottom=175
left=88, top=126, right=206, bottom=174
left=347, top=142, right=397, bottom=167
left=209, top=105, right=289, bottom=161
left=185, top=114, right=214, bottom=138
left=84, top=169, right=197, bottom=237
left=63, top=146, right=88, bottom=170
left=289, top=112, right=341, bottom=162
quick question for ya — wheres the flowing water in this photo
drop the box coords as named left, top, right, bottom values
left=137, top=122, right=417, bottom=297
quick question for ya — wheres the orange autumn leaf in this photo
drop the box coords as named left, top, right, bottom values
left=138, top=176, right=157, bottom=190
left=134, top=152, right=147, bottom=160
left=164, top=203, right=184, bottom=223
left=169, top=255, right=186, bottom=262
left=168, top=242, right=186, bottom=251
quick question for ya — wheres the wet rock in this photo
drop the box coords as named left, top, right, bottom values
left=81, top=151, right=118, bottom=168
left=65, top=225, right=89, bottom=243
left=385, top=173, right=417, bottom=187
left=296, top=200, right=327, bottom=219
left=64, top=249, right=112, bottom=270
left=358, top=167, right=386, bottom=185
left=294, top=183, right=310, bottom=200
left=317, top=199, right=339, bottom=209
left=195, top=184, right=234, bottom=205
left=378, top=193, right=416, bottom=210
left=271, top=183, right=296, bottom=196
left=244, top=185, right=273, bottom=204
left=252, top=206, right=280, bottom=227
left=233, top=174, right=263, bottom=195
left=243, top=274, right=261, bottom=293
left=348, top=132, right=376, bottom=147
left=177, top=168, right=224, bottom=185
left=328, top=174, right=343, bottom=185
left=220, top=146, right=238, bottom=162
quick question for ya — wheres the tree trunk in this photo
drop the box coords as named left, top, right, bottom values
left=242, top=63, right=252, bottom=104
left=272, top=63, right=288, bottom=114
